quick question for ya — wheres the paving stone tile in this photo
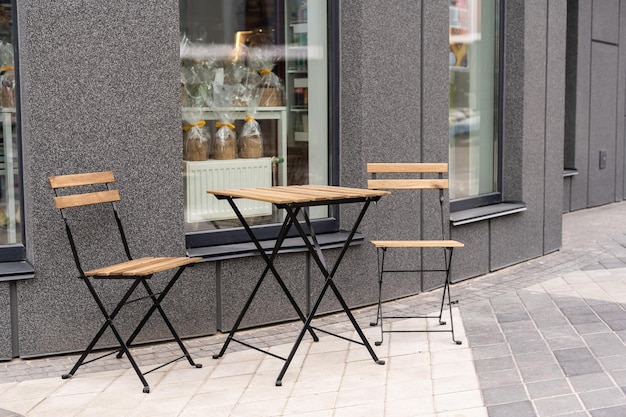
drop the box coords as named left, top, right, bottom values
left=573, top=322, right=611, bottom=334
left=509, top=341, right=549, bottom=356
left=486, top=400, right=536, bottom=417
left=569, top=373, right=616, bottom=392
left=495, top=312, right=531, bottom=323
left=578, top=387, right=626, bottom=410
left=553, top=347, right=594, bottom=362
left=558, top=359, right=603, bottom=377
left=598, top=355, right=626, bottom=372
left=481, top=384, right=528, bottom=406
left=513, top=351, right=558, bottom=369
left=500, top=321, right=538, bottom=334
left=473, top=356, right=516, bottom=373
left=525, top=379, right=571, bottom=399
left=519, top=364, right=565, bottom=383
left=590, top=405, right=626, bottom=417
left=533, top=394, right=583, bottom=417
left=539, top=326, right=580, bottom=340
left=470, top=343, right=511, bottom=360
left=466, top=332, right=507, bottom=347
left=611, top=369, right=626, bottom=386
left=582, top=333, right=626, bottom=357
left=476, top=369, right=523, bottom=389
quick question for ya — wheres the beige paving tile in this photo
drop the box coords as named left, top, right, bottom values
left=126, top=395, right=191, bottom=417
left=385, top=380, right=434, bottom=401
left=436, top=406, right=489, bottom=417
left=0, top=377, right=63, bottom=401
left=230, top=397, right=288, bottom=417
left=178, top=404, right=233, bottom=417
left=281, top=410, right=334, bottom=417
left=26, top=392, right=99, bottom=417
left=290, top=375, right=342, bottom=396
left=335, top=385, right=386, bottom=408
left=0, top=398, right=42, bottom=415
left=384, top=397, right=435, bottom=416
left=209, top=358, right=261, bottom=379
left=49, top=374, right=115, bottom=396
left=433, top=389, right=484, bottom=413
left=332, top=401, right=385, bottom=417
left=184, top=388, right=244, bottom=409
left=339, top=369, right=387, bottom=390
left=85, top=390, right=146, bottom=410
left=196, top=373, right=253, bottom=393
left=432, top=374, right=480, bottom=395
left=431, top=360, right=477, bottom=380
left=386, top=365, right=432, bottom=386
left=282, top=391, right=337, bottom=415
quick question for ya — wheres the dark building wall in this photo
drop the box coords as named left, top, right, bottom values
left=15, top=0, right=215, bottom=357
left=567, top=0, right=626, bottom=211
left=4, top=0, right=569, bottom=358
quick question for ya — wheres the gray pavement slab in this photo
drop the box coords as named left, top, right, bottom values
left=1, top=201, right=626, bottom=415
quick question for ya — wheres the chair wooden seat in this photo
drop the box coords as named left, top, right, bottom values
left=370, top=240, right=464, bottom=249
left=367, top=162, right=464, bottom=345
left=49, top=171, right=202, bottom=393
left=86, top=257, right=201, bottom=277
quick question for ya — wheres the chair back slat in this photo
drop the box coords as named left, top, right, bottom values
left=367, top=163, right=449, bottom=190
left=367, top=163, right=448, bottom=174
left=49, top=171, right=115, bottom=189
left=367, top=179, right=448, bottom=190
left=54, top=190, right=121, bottom=209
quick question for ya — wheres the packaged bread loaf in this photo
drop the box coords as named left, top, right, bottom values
left=239, top=92, right=263, bottom=158
left=182, top=112, right=210, bottom=161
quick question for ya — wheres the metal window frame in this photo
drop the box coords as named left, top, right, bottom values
left=450, top=0, right=505, bottom=213
left=184, top=0, right=340, bottom=249
left=0, top=0, right=25, bottom=262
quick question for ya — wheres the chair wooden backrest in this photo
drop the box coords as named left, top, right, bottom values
left=49, top=171, right=131, bottom=276
left=366, top=162, right=451, bottom=241
left=366, top=163, right=449, bottom=191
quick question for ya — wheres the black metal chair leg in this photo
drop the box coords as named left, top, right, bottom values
left=371, top=248, right=386, bottom=346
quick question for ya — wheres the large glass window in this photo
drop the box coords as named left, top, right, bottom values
left=0, top=0, right=21, bottom=260
left=179, top=0, right=330, bottom=235
left=449, top=0, right=501, bottom=208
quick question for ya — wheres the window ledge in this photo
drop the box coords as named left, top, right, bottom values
left=563, top=168, right=578, bottom=177
left=187, top=231, right=364, bottom=262
left=450, top=202, right=527, bottom=226
left=0, top=261, right=35, bottom=282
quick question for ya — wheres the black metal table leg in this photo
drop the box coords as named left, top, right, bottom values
left=274, top=200, right=384, bottom=386
left=213, top=197, right=319, bottom=360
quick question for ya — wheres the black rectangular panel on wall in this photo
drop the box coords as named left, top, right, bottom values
left=588, top=42, right=618, bottom=207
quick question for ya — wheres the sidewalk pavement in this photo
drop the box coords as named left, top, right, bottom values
left=2, top=201, right=626, bottom=416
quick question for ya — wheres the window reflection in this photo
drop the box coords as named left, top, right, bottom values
left=0, top=0, right=19, bottom=245
left=449, top=0, right=499, bottom=201
left=180, top=0, right=329, bottom=232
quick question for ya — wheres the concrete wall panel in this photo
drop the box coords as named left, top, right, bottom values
left=16, top=0, right=216, bottom=357
left=592, top=0, right=620, bottom=44
left=588, top=43, right=619, bottom=207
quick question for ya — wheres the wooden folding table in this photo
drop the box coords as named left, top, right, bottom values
left=208, top=185, right=390, bottom=386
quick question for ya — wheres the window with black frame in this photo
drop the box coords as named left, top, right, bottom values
left=0, top=0, right=22, bottom=262
left=179, top=0, right=335, bottom=247
left=449, top=0, right=503, bottom=212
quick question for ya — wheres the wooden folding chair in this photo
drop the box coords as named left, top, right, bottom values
left=49, top=171, right=203, bottom=393
left=367, top=163, right=464, bottom=345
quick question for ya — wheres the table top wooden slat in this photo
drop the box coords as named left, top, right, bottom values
left=207, top=185, right=390, bottom=205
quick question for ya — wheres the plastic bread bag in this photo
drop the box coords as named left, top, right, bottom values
left=0, top=41, right=14, bottom=108
left=182, top=109, right=210, bottom=161
left=239, top=89, right=263, bottom=158
left=180, top=34, right=215, bottom=107
left=210, top=68, right=238, bottom=160
left=225, top=59, right=249, bottom=107
left=248, top=46, right=284, bottom=107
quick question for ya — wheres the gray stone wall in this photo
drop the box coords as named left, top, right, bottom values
left=15, top=0, right=214, bottom=357
left=5, top=0, right=568, bottom=357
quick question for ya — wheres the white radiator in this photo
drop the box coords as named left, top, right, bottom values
left=185, top=158, right=273, bottom=222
